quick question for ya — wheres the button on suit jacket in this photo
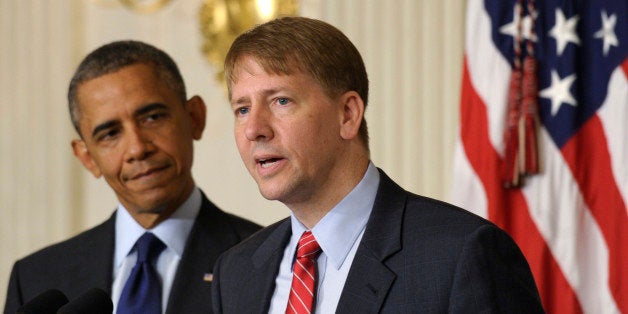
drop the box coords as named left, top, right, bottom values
left=211, top=170, right=545, bottom=313
left=5, top=191, right=261, bottom=313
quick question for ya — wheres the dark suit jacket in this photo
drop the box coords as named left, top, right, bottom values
left=212, top=170, right=545, bottom=313
left=5, top=192, right=261, bottom=314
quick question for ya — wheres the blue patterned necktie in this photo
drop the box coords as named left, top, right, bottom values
left=117, top=232, right=166, bottom=314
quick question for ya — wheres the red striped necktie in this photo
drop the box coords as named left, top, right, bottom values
left=286, top=231, right=322, bottom=314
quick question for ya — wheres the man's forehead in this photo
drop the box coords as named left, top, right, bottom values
left=232, top=57, right=268, bottom=78
left=233, top=55, right=306, bottom=78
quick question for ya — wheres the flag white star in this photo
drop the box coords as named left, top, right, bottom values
left=549, top=9, right=580, bottom=55
left=540, top=70, right=577, bottom=116
left=499, top=5, right=537, bottom=42
left=594, top=10, right=619, bottom=56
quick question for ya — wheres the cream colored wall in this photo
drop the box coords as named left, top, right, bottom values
left=0, top=0, right=465, bottom=303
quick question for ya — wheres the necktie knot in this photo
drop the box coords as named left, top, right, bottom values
left=135, top=232, right=165, bottom=264
left=296, top=231, right=321, bottom=260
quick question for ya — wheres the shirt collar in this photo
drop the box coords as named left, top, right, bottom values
left=114, top=187, right=202, bottom=268
left=290, top=162, right=380, bottom=269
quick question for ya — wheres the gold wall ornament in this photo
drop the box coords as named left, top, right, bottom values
left=199, top=0, right=298, bottom=84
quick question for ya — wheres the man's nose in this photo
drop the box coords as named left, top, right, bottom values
left=244, top=106, right=273, bottom=142
left=125, top=126, right=155, bottom=161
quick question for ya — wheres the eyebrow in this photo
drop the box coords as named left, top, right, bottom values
left=135, top=102, right=169, bottom=116
left=231, top=97, right=250, bottom=107
left=89, top=103, right=169, bottom=139
left=91, top=120, right=119, bottom=139
left=231, top=88, right=283, bottom=106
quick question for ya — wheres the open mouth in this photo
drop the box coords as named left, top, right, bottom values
left=258, top=158, right=282, bottom=168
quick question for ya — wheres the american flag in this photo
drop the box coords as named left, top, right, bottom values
left=451, top=0, right=627, bottom=313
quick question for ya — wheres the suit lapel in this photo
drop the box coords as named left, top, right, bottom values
left=91, top=215, right=116, bottom=295
left=166, top=194, right=237, bottom=313
left=61, top=213, right=115, bottom=300
left=237, top=220, right=291, bottom=313
left=336, top=170, right=405, bottom=313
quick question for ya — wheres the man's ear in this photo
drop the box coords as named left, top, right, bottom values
left=186, top=95, right=207, bottom=140
left=339, top=91, right=365, bottom=140
left=71, top=139, right=102, bottom=178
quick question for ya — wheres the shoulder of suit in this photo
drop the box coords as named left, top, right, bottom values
left=404, top=191, right=492, bottom=224
left=196, top=196, right=262, bottom=238
left=219, top=217, right=289, bottom=256
left=219, top=211, right=263, bottom=233
left=15, top=215, right=113, bottom=265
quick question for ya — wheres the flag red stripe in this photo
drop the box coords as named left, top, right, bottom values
left=460, top=57, right=583, bottom=313
left=623, top=58, right=628, bottom=78
left=560, top=115, right=628, bottom=314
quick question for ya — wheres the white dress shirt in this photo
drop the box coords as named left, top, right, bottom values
left=268, top=163, right=380, bottom=313
left=111, top=187, right=201, bottom=314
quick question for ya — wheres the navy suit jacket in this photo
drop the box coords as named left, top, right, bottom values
left=5, top=192, right=261, bottom=314
left=212, top=170, right=545, bottom=313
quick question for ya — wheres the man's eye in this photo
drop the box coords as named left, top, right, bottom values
left=98, top=129, right=119, bottom=141
left=236, top=107, right=250, bottom=116
left=146, top=113, right=165, bottom=121
left=277, top=98, right=290, bottom=105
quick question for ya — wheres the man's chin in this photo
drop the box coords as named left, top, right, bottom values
left=122, top=192, right=171, bottom=212
left=127, top=202, right=167, bottom=214
left=257, top=185, right=284, bottom=202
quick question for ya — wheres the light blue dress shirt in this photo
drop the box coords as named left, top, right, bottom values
left=268, top=163, right=380, bottom=313
left=111, top=187, right=201, bottom=314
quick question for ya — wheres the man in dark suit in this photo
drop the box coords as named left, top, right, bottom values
left=212, top=17, right=545, bottom=313
left=4, top=40, right=261, bottom=313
